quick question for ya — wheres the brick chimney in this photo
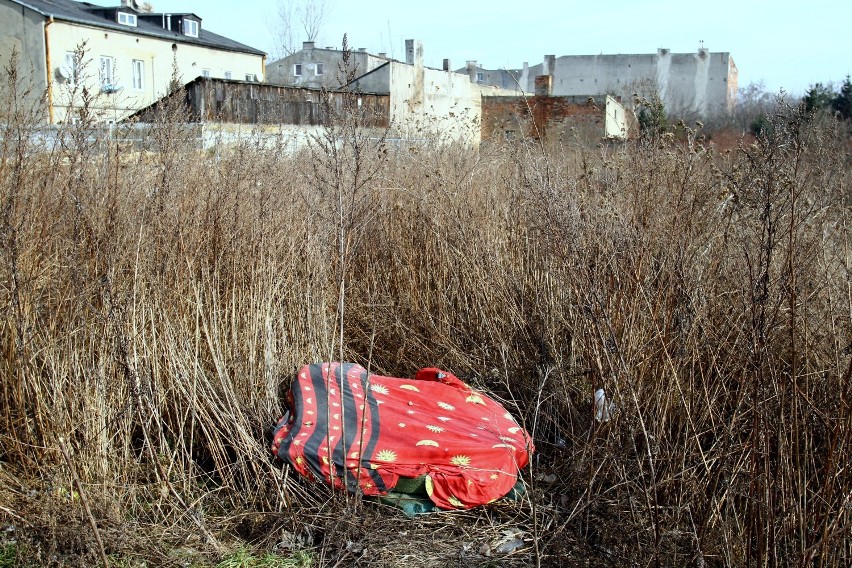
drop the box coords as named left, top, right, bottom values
left=534, top=75, right=552, bottom=96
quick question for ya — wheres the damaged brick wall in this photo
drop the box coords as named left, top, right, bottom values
left=481, top=95, right=608, bottom=144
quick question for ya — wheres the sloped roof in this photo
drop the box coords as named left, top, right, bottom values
left=9, top=0, right=265, bottom=56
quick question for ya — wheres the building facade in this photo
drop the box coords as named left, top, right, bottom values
left=453, top=61, right=522, bottom=92
left=266, top=41, right=390, bottom=90
left=0, top=0, right=265, bottom=123
left=521, top=48, right=738, bottom=118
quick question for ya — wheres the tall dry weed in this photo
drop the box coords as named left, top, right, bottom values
left=0, top=52, right=850, bottom=566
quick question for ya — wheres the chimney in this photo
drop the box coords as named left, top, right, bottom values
left=404, top=39, right=423, bottom=67
left=466, top=60, right=477, bottom=82
left=405, top=39, right=414, bottom=64
left=303, top=41, right=315, bottom=51
left=121, top=0, right=137, bottom=10
left=378, top=52, right=387, bottom=58
left=358, top=47, right=367, bottom=52
left=543, top=54, right=555, bottom=76
left=519, top=62, right=529, bottom=92
left=442, top=58, right=451, bottom=71
left=534, top=75, right=552, bottom=96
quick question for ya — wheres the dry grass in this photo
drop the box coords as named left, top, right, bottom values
left=1, top=54, right=851, bottom=566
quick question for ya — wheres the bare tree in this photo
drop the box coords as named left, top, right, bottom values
left=271, top=0, right=332, bottom=57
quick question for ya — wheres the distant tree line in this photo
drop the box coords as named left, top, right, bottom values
left=801, top=76, right=852, bottom=120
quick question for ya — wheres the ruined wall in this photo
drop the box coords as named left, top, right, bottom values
left=525, top=50, right=737, bottom=118
left=482, top=94, right=633, bottom=143
left=134, top=78, right=389, bottom=128
left=349, top=41, right=487, bottom=144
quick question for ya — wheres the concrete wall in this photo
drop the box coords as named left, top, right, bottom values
left=46, top=20, right=264, bottom=123
left=525, top=49, right=737, bottom=118
left=0, top=0, right=48, bottom=118
left=266, top=43, right=389, bottom=90
left=348, top=41, right=517, bottom=144
left=604, top=96, right=633, bottom=139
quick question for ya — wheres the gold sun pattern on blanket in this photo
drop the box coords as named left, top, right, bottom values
left=375, top=449, right=398, bottom=462
left=450, top=454, right=471, bottom=466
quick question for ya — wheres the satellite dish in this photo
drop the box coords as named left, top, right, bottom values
left=130, top=0, right=140, bottom=8
left=55, top=66, right=69, bottom=81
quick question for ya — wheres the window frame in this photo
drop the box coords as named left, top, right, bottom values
left=315, top=63, right=323, bottom=76
left=63, top=51, right=82, bottom=85
left=202, top=68, right=211, bottom=78
left=224, top=71, right=232, bottom=80
left=294, top=63, right=302, bottom=77
left=476, top=71, right=484, bottom=83
left=131, top=59, right=144, bottom=90
left=117, top=12, right=137, bottom=26
left=99, top=55, right=115, bottom=89
left=182, top=19, right=199, bottom=37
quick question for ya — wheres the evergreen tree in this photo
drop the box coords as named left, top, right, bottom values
left=831, top=75, right=852, bottom=120
left=802, top=82, right=834, bottom=113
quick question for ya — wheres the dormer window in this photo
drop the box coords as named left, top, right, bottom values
left=182, top=19, right=199, bottom=37
left=117, top=12, right=137, bottom=26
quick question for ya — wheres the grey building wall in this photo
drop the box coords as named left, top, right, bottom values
left=348, top=62, right=391, bottom=94
left=0, top=0, right=48, bottom=115
left=266, top=42, right=389, bottom=89
left=453, top=61, right=522, bottom=92
left=525, top=49, right=738, bottom=118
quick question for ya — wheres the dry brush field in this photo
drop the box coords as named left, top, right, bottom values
left=1, top=69, right=852, bottom=566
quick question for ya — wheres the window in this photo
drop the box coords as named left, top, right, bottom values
left=132, top=59, right=144, bottom=90
left=99, top=56, right=115, bottom=89
left=476, top=72, right=484, bottom=83
left=245, top=73, right=255, bottom=81
left=315, top=63, right=323, bottom=76
left=224, top=71, right=232, bottom=80
left=294, top=64, right=302, bottom=76
left=63, top=51, right=80, bottom=84
left=117, top=12, right=137, bottom=26
left=182, top=19, right=199, bottom=37
left=202, top=68, right=211, bottom=78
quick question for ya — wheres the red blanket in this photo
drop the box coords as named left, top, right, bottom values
left=271, top=362, right=533, bottom=510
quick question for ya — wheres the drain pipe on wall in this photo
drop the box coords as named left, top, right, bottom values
left=44, top=16, right=55, bottom=124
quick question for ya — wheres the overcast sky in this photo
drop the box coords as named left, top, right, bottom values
left=142, top=0, right=850, bottom=97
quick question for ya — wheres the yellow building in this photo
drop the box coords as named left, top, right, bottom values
left=0, top=0, right=266, bottom=123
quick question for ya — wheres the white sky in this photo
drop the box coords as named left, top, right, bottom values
left=142, top=0, right=850, bottom=96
